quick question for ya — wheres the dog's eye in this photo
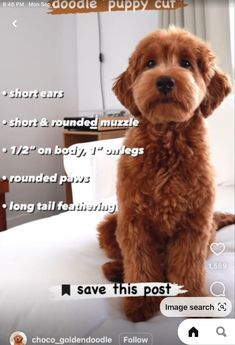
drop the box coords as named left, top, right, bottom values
left=180, top=59, right=192, bottom=68
left=146, top=59, right=156, bottom=68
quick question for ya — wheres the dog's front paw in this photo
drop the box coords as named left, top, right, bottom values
left=123, top=297, right=160, bottom=322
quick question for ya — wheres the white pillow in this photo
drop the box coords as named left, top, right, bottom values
left=63, top=138, right=122, bottom=203
left=206, top=94, right=234, bottom=185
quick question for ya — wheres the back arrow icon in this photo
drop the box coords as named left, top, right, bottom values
left=12, top=20, right=17, bottom=28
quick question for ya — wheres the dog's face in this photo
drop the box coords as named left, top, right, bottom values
left=14, top=335, right=24, bottom=344
left=113, top=28, right=231, bottom=124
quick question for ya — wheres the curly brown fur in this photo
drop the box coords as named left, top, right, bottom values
left=102, top=260, right=124, bottom=283
left=97, top=28, right=233, bottom=322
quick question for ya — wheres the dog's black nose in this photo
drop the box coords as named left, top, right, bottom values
left=156, top=76, right=176, bottom=94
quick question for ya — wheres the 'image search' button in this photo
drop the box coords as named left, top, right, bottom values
left=119, top=333, right=153, bottom=345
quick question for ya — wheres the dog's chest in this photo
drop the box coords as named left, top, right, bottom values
left=122, top=139, right=207, bottom=236
left=119, top=125, right=211, bottom=212
left=140, top=142, right=191, bottom=198
left=126, top=133, right=195, bottom=192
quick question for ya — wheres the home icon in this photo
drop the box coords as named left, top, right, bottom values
left=188, top=327, right=199, bottom=338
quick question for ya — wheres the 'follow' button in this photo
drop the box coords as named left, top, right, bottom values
left=119, top=333, right=153, bottom=345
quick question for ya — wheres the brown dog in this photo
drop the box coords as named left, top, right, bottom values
left=13, top=335, right=25, bottom=345
left=98, top=28, right=235, bottom=322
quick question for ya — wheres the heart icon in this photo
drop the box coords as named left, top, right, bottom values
left=210, top=242, right=226, bottom=256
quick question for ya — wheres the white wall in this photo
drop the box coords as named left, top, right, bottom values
left=229, top=0, right=234, bottom=77
left=204, top=0, right=233, bottom=78
left=76, top=11, right=159, bottom=111
left=0, top=7, right=78, bottom=227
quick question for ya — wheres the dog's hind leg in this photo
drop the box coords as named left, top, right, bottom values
left=213, top=212, right=235, bottom=230
left=207, top=212, right=235, bottom=257
left=102, top=260, right=124, bottom=283
left=97, top=213, right=122, bottom=259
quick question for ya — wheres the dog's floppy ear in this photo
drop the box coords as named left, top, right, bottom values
left=200, top=68, right=232, bottom=117
left=112, top=69, right=141, bottom=117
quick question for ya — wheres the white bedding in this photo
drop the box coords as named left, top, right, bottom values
left=0, top=186, right=234, bottom=344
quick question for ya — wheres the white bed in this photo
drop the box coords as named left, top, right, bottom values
left=0, top=96, right=234, bottom=344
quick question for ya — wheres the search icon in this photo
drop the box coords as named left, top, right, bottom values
left=216, top=326, right=227, bottom=337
